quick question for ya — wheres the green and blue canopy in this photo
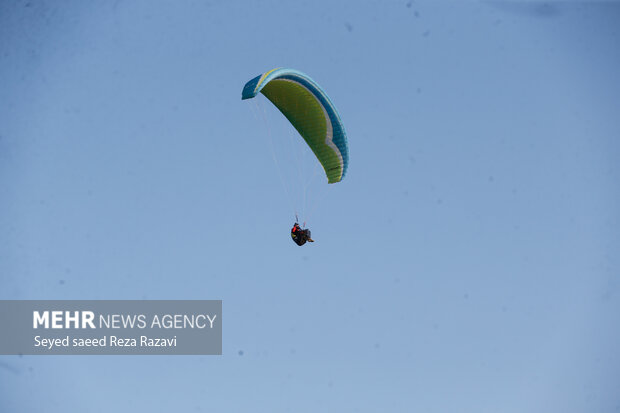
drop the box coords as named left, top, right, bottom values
left=242, top=68, right=349, bottom=184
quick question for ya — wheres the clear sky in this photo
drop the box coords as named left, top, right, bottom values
left=1, top=1, right=619, bottom=412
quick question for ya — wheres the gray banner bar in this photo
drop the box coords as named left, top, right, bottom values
left=0, top=300, right=222, bottom=355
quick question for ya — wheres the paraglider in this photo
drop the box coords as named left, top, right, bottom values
left=291, top=222, right=314, bottom=246
left=242, top=68, right=348, bottom=245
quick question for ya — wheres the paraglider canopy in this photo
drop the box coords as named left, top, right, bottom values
left=242, top=68, right=349, bottom=184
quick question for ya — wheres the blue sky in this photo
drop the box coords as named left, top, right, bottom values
left=1, top=1, right=619, bottom=412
